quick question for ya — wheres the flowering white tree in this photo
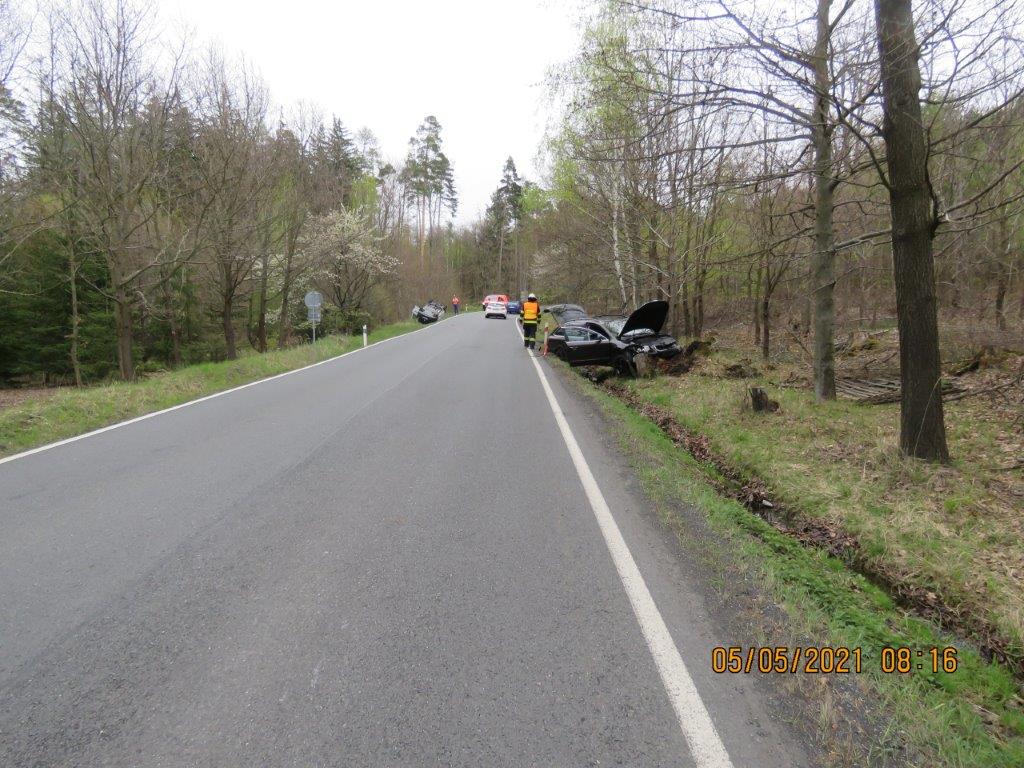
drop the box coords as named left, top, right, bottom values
left=304, top=207, right=399, bottom=312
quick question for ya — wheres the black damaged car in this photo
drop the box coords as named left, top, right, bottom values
left=546, top=300, right=680, bottom=376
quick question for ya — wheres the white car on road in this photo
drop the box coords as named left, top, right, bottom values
left=484, top=301, right=508, bottom=319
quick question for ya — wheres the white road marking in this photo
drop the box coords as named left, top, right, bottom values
left=0, top=316, right=457, bottom=466
left=518, top=320, right=734, bottom=768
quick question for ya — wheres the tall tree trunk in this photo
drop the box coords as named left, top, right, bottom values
left=419, top=196, right=427, bottom=269
left=163, top=277, right=182, bottom=368
left=255, top=249, right=270, bottom=353
left=666, top=162, right=681, bottom=335
left=622, top=211, right=640, bottom=310
left=950, top=255, right=962, bottom=310
left=181, top=264, right=195, bottom=346
left=223, top=293, right=237, bottom=360
left=513, top=228, right=520, bottom=296
left=812, top=0, right=837, bottom=400
left=630, top=227, right=640, bottom=311
left=681, top=212, right=693, bottom=336
left=681, top=258, right=692, bottom=336
left=1019, top=250, right=1024, bottom=319
left=109, top=252, right=135, bottom=381
left=278, top=228, right=297, bottom=350
left=68, top=246, right=83, bottom=387
left=497, top=224, right=505, bottom=290
left=857, top=250, right=868, bottom=328
left=611, top=189, right=628, bottom=308
left=753, top=260, right=763, bottom=345
left=874, top=0, right=950, bottom=462
left=761, top=286, right=771, bottom=361
left=151, top=242, right=182, bottom=368
left=648, top=209, right=661, bottom=303
left=691, top=242, right=708, bottom=338
left=114, top=289, right=134, bottom=381
left=995, top=271, right=1008, bottom=332
left=995, top=214, right=1010, bottom=332
left=802, top=273, right=812, bottom=335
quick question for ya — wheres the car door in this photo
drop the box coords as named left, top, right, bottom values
left=562, top=326, right=592, bottom=365
left=564, top=326, right=607, bottom=365
left=584, top=323, right=617, bottom=364
left=547, top=327, right=569, bottom=359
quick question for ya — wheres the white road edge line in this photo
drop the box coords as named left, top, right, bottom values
left=518, top=319, right=734, bottom=768
left=0, top=315, right=458, bottom=466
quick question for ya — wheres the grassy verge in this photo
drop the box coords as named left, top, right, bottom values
left=561, top=366, right=1024, bottom=766
left=0, top=320, right=423, bottom=458
left=622, top=357, right=1023, bottom=668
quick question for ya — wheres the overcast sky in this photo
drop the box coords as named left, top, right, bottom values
left=164, top=0, right=583, bottom=225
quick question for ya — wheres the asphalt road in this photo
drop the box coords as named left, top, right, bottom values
left=0, top=314, right=813, bottom=767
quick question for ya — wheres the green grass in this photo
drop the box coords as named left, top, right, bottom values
left=0, top=320, right=423, bottom=458
left=620, top=362, right=1024, bottom=669
left=564, top=369, right=1024, bottom=767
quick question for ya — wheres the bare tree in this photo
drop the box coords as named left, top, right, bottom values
left=44, top=0, right=184, bottom=380
left=191, top=50, right=272, bottom=360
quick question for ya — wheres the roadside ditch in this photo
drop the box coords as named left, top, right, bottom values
left=587, top=373, right=1024, bottom=682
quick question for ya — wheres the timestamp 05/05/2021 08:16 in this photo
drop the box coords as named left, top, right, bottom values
left=710, top=646, right=960, bottom=675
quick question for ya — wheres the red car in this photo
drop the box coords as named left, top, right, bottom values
left=481, top=294, right=509, bottom=309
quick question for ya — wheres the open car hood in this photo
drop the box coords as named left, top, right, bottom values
left=619, top=300, right=669, bottom=337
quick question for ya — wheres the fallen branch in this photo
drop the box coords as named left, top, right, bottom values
left=944, top=381, right=1018, bottom=402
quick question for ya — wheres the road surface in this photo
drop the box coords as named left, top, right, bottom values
left=0, top=314, right=812, bottom=767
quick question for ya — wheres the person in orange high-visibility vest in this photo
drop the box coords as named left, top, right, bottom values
left=452, top=295, right=461, bottom=315
left=521, top=293, right=540, bottom=349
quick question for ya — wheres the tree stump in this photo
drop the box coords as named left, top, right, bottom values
left=633, top=353, right=655, bottom=378
left=749, top=386, right=779, bottom=413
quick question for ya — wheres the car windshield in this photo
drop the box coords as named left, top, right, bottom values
left=604, top=317, right=656, bottom=338
left=604, top=318, right=626, bottom=335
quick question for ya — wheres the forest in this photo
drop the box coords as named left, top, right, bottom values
left=0, top=0, right=460, bottom=385
left=2, top=0, right=1023, bottom=465
left=467, top=0, right=1024, bottom=463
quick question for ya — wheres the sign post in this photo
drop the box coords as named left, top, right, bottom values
left=362, top=324, right=368, bottom=347
left=304, top=291, right=323, bottom=346
left=307, top=306, right=322, bottom=342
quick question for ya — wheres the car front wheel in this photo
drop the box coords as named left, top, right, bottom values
left=613, top=354, right=637, bottom=378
